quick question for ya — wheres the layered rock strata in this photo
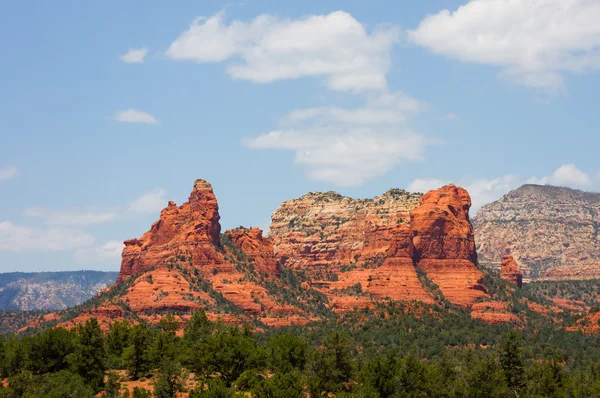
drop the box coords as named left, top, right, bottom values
left=473, top=184, right=600, bottom=280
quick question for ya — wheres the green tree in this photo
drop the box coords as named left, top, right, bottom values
left=106, top=320, right=131, bottom=358
left=123, top=323, right=151, bottom=379
left=68, top=318, right=106, bottom=391
left=104, top=371, right=122, bottom=398
left=189, top=377, right=237, bottom=398
left=307, top=330, right=354, bottom=395
left=184, top=310, right=213, bottom=344
left=499, top=330, right=524, bottom=392
left=267, top=333, right=309, bottom=373
left=153, top=359, right=188, bottom=398
left=27, top=327, right=76, bottom=374
left=191, top=326, right=264, bottom=386
left=253, top=372, right=304, bottom=398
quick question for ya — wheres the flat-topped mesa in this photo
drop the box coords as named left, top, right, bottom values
left=117, top=179, right=224, bottom=282
left=269, top=189, right=422, bottom=270
left=225, top=227, right=280, bottom=276
left=409, top=185, right=486, bottom=307
left=500, top=254, right=523, bottom=288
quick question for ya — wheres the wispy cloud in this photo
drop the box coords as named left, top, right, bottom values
left=120, top=47, right=148, bottom=64
left=0, top=166, right=18, bottom=181
left=244, top=91, right=435, bottom=186
left=0, top=221, right=95, bottom=252
left=127, top=188, right=167, bottom=214
left=166, top=10, right=399, bottom=92
left=23, top=208, right=117, bottom=226
left=114, top=109, right=158, bottom=124
left=74, top=240, right=124, bottom=264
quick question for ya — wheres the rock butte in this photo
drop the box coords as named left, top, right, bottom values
left=269, top=184, right=487, bottom=308
left=500, top=254, right=523, bottom=288
left=40, top=179, right=522, bottom=330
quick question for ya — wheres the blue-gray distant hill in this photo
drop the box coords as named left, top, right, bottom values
left=0, top=271, right=118, bottom=310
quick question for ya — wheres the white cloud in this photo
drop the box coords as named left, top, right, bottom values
left=128, top=188, right=167, bottom=214
left=114, top=109, right=158, bottom=124
left=0, top=166, right=18, bottom=181
left=408, top=164, right=593, bottom=215
left=120, top=47, right=149, bottom=64
left=244, top=91, right=433, bottom=186
left=24, top=208, right=117, bottom=226
left=0, top=221, right=94, bottom=252
left=408, top=0, right=600, bottom=93
left=166, top=10, right=399, bottom=92
left=74, top=240, right=124, bottom=264
left=408, top=175, right=521, bottom=213
left=528, top=163, right=591, bottom=187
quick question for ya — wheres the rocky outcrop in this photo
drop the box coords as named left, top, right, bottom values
left=270, top=185, right=486, bottom=308
left=473, top=184, right=600, bottom=280
left=270, top=189, right=422, bottom=270
left=225, top=228, right=279, bottom=276
left=500, top=254, right=523, bottom=288
left=410, top=185, right=486, bottom=307
left=117, top=180, right=224, bottom=282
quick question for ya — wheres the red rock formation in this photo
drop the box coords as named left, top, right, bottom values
left=410, top=185, right=486, bottom=307
left=117, top=179, right=225, bottom=282
left=269, top=185, right=486, bottom=309
left=500, top=254, right=523, bottom=288
left=225, top=228, right=279, bottom=276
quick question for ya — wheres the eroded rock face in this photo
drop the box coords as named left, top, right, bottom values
left=225, top=227, right=279, bottom=276
left=410, top=185, right=486, bottom=307
left=473, top=184, right=600, bottom=280
left=270, top=185, right=486, bottom=308
left=117, top=180, right=224, bottom=282
left=269, top=189, right=422, bottom=270
left=500, top=254, right=523, bottom=288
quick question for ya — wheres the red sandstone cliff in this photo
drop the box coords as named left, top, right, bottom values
left=410, top=185, right=486, bottom=307
left=269, top=185, right=486, bottom=309
left=500, top=254, right=523, bottom=288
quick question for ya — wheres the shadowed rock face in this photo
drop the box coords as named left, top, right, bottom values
left=500, top=254, right=523, bottom=288
left=473, top=184, right=600, bottom=280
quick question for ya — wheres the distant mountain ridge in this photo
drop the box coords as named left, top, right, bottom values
left=0, top=271, right=118, bottom=310
left=473, top=184, right=600, bottom=280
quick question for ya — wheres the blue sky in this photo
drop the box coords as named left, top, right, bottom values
left=1, top=0, right=599, bottom=272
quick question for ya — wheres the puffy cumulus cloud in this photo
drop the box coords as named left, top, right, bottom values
left=74, top=240, right=124, bottom=264
left=127, top=188, right=167, bottom=214
left=166, top=10, right=399, bottom=92
left=23, top=208, right=117, bottom=226
left=408, top=0, right=600, bottom=93
left=120, top=47, right=148, bottom=64
left=0, top=166, right=18, bottom=181
left=528, top=163, right=591, bottom=187
left=244, top=92, right=434, bottom=186
left=114, top=109, right=158, bottom=124
left=0, top=221, right=94, bottom=252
